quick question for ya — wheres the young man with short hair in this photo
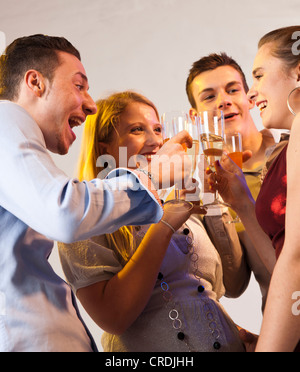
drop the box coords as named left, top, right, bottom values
left=0, top=34, right=192, bottom=351
left=186, top=53, right=276, bottom=310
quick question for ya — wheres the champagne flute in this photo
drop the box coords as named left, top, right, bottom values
left=161, top=111, right=199, bottom=212
left=224, top=132, right=243, bottom=223
left=185, top=112, right=201, bottom=205
left=224, top=132, right=243, bottom=168
left=199, top=109, right=229, bottom=208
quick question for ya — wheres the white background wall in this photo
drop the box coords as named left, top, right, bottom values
left=1, top=0, right=299, bottom=351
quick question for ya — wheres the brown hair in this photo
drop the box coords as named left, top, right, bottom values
left=186, top=52, right=249, bottom=109
left=258, top=26, right=300, bottom=71
left=0, top=34, right=81, bottom=100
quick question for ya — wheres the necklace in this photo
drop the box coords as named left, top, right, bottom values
left=135, top=221, right=223, bottom=351
left=157, top=222, right=222, bottom=352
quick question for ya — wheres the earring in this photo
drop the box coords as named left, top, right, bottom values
left=287, top=86, right=300, bottom=116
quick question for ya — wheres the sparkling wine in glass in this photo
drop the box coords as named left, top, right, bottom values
left=225, top=132, right=243, bottom=169
left=199, top=109, right=229, bottom=208
left=201, top=133, right=224, bottom=171
left=161, top=111, right=197, bottom=212
left=224, top=132, right=243, bottom=223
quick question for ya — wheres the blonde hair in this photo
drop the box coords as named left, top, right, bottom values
left=77, top=91, right=159, bottom=265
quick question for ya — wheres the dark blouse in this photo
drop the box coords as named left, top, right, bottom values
left=256, top=144, right=300, bottom=352
left=256, top=145, right=287, bottom=259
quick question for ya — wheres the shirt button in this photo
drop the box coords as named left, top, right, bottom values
left=183, top=228, right=190, bottom=235
left=197, top=285, right=205, bottom=293
left=177, top=332, right=185, bottom=341
left=213, top=341, right=221, bottom=350
left=157, top=272, right=164, bottom=281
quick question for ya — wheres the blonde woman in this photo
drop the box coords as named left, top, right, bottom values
left=58, top=91, right=247, bottom=352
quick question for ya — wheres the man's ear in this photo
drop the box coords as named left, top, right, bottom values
left=189, top=108, right=198, bottom=118
left=24, top=70, right=46, bottom=97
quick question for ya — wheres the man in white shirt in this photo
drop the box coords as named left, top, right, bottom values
left=0, top=34, right=192, bottom=351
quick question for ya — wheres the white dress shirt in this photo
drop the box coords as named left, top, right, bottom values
left=0, top=101, right=163, bottom=351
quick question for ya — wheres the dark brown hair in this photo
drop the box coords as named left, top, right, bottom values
left=0, top=34, right=81, bottom=100
left=186, top=52, right=249, bottom=109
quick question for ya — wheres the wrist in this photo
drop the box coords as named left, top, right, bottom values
left=160, top=219, right=176, bottom=234
left=135, top=168, right=158, bottom=190
left=235, top=197, right=256, bottom=218
left=155, top=220, right=175, bottom=241
left=130, top=168, right=163, bottom=209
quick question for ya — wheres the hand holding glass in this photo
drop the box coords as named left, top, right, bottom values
left=199, top=109, right=229, bottom=208
left=224, top=132, right=243, bottom=223
left=161, top=111, right=199, bottom=212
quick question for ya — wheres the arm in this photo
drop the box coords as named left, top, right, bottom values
left=76, top=203, right=205, bottom=335
left=0, top=103, right=162, bottom=242
left=204, top=211, right=250, bottom=298
left=0, top=103, right=192, bottom=242
left=256, top=114, right=300, bottom=352
left=209, top=157, right=276, bottom=274
left=77, top=221, right=174, bottom=335
left=234, top=200, right=276, bottom=275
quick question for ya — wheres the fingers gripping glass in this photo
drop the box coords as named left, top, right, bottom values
left=161, top=111, right=199, bottom=212
left=199, top=109, right=229, bottom=209
left=224, top=132, right=243, bottom=223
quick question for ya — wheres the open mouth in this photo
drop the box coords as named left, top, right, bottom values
left=257, top=101, right=268, bottom=112
left=68, top=116, right=85, bottom=141
left=140, top=153, right=157, bottom=163
left=224, top=113, right=239, bottom=120
left=144, top=154, right=156, bottom=162
left=68, top=116, right=84, bottom=129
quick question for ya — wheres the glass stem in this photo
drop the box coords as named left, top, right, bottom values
left=174, top=188, right=181, bottom=200
left=215, top=190, right=219, bottom=202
